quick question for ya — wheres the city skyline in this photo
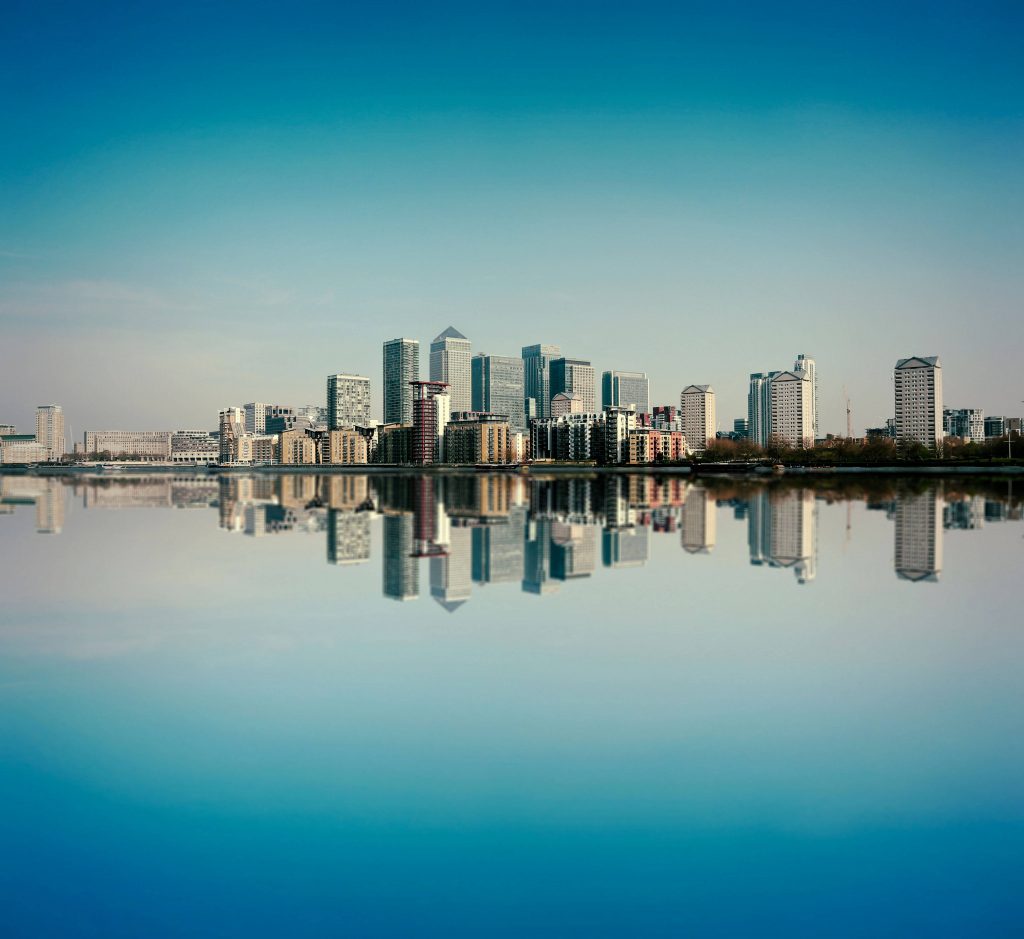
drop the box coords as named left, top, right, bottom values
left=2, top=4, right=1021, bottom=435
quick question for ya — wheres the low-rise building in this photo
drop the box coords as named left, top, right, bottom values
left=83, top=430, right=173, bottom=459
left=327, top=428, right=369, bottom=464
left=0, top=440, right=50, bottom=463
left=278, top=429, right=317, bottom=464
left=376, top=423, right=413, bottom=464
left=445, top=414, right=511, bottom=464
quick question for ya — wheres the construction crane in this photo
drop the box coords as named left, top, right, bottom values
left=842, top=385, right=852, bottom=439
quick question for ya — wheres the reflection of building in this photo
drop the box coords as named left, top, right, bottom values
left=0, top=476, right=65, bottom=532
left=472, top=505, right=526, bottom=585
left=327, top=510, right=371, bottom=565
left=383, top=513, right=419, bottom=600
left=944, top=496, right=985, bottom=530
left=895, top=490, right=943, bottom=582
left=550, top=522, right=596, bottom=579
left=680, top=486, right=716, bottom=553
left=522, top=517, right=558, bottom=595
left=748, top=489, right=817, bottom=583
left=602, top=526, right=650, bottom=568
left=431, top=523, right=473, bottom=611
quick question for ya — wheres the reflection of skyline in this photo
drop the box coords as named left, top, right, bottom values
left=3, top=473, right=1021, bottom=599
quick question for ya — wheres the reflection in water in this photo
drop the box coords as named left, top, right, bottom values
left=2, top=473, right=1022, bottom=598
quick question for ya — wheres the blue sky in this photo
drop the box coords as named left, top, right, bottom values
left=2, top=1, right=1022, bottom=434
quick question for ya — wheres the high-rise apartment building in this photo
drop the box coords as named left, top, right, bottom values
left=768, top=371, right=814, bottom=447
left=550, top=358, right=596, bottom=414
left=36, top=405, right=65, bottom=460
left=680, top=385, right=716, bottom=452
left=411, top=381, right=451, bottom=464
left=471, top=354, right=526, bottom=431
left=794, top=354, right=818, bottom=441
left=602, top=406, right=637, bottom=465
left=218, top=407, right=245, bottom=463
left=747, top=372, right=779, bottom=446
left=327, top=374, right=371, bottom=429
left=602, top=371, right=650, bottom=414
left=383, top=338, right=420, bottom=425
left=430, top=327, right=471, bottom=411
left=522, top=343, right=562, bottom=420
left=894, top=356, right=943, bottom=449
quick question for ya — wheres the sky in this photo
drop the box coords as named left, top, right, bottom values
left=1, top=0, right=1022, bottom=436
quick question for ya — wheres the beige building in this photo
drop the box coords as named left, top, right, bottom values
left=278, top=429, right=317, bottom=464
left=327, top=429, right=369, bottom=464
left=444, top=415, right=511, bottom=464
left=83, top=430, right=172, bottom=459
left=551, top=392, right=584, bottom=419
left=680, top=385, right=715, bottom=453
left=768, top=371, right=814, bottom=448
left=36, top=405, right=65, bottom=460
left=895, top=356, right=943, bottom=449
left=1, top=440, right=50, bottom=464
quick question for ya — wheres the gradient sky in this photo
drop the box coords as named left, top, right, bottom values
left=2, top=1, right=1022, bottom=436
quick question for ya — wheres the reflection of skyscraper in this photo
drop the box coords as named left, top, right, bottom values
left=35, top=480, right=65, bottom=534
left=327, top=510, right=371, bottom=565
left=895, top=490, right=943, bottom=582
left=680, top=486, right=716, bottom=553
left=748, top=489, right=817, bottom=583
left=383, top=513, right=419, bottom=600
left=602, top=526, right=650, bottom=568
left=550, top=522, right=597, bottom=580
left=431, top=523, right=473, bottom=611
left=523, top=517, right=558, bottom=595
left=472, top=505, right=526, bottom=584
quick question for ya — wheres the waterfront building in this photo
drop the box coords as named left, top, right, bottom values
left=327, top=374, right=371, bottom=429
left=531, top=412, right=601, bottom=462
left=551, top=392, right=584, bottom=419
left=0, top=440, right=50, bottom=464
left=411, top=381, right=451, bottom=464
left=680, top=385, right=716, bottom=453
left=768, top=371, right=814, bottom=448
left=943, top=408, right=984, bottom=442
left=327, top=429, right=369, bottom=464
left=36, top=405, right=65, bottom=460
left=243, top=402, right=267, bottom=434
left=894, top=489, right=943, bottom=582
left=471, top=354, right=526, bottom=432
left=984, top=416, right=1007, bottom=438
left=170, top=430, right=219, bottom=464
left=383, top=338, right=420, bottom=425
left=218, top=408, right=245, bottom=463
left=522, top=343, right=562, bottom=420
left=278, top=429, right=317, bottom=464
left=747, top=372, right=779, bottom=447
left=602, top=370, right=650, bottom=414
left=83, top=430, right=173, bottom=460
left=444, top=414, right=511, bottom=464
left=376, top=423, right=413, bottom=464
left=894, top=356, right=943, bottom=449
left=550, top=358, right=596, bottom=414
left=430, top=327, right=472, bottom=411
left=794, top=354, right=818, bottom=440
left=602, top=406, right=637, bottom=464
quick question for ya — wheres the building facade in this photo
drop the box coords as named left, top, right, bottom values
left=429, top=326, right=472, bottom=411
left=768, top=371, right=814, bottom=448
left=327, top=374, right=371, bottom=429
left=83, top=430, right=173, bottom=459
left=943, top=408, right=984, bottom=442
left=444, top=415, right=511, bottom=464
left=412, top=381, right=451, bottom=464
left=522, top=343, right=561, bottom=420
left=680, top=384, right=716, bottom=453
left=36, top=405, right=65, bottom=460
left=383, top=338, right=420, bottom=425
left=550, top=358, right=596, bottom=414
left=894, top=356, right=943, bottom=449
left=602, top=370, right=650, bottom=414
left=550, top=392, right=584, bottom=419
left=471, top=354, right=526, bottom=432
left=794, top=354, right=818, bottom=441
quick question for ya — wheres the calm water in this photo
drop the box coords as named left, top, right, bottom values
left=1, top=471, right=1021, bottom=937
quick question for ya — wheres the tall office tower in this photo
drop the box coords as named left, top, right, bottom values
left=35, top=405, right=65, bottom=460
left=602, top=370, right=650, bottom=414
left=894, top=489, right=943, bottom=582
left=894, top=356, right=943, bottom=449
left=430, top=326, right=472, bottom=411
left=383, top=338, right=420, bottom=425
left=768, top=371, right=814, bottom=447
left=680, top=385, right=716, bottom=452
left=471, top=354, right=526, bottom=431
left=522, top=343, right=562, bottom=420
left=326, top=374, right=371, bottom=429
left=794, top=354, right=818, bottom=441
left=550, top=358, right=596, bottom=414
left=218, top=407, right=245, bottom=463
left=242, top=402, right=267, bottom=434
left=411, top=381, right=451, bottom=464
left=383, top=513, right=419, bottom=600
left=747, top=372, right=779, bottom=446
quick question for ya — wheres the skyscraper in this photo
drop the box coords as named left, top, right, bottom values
left=326, top=374, right=371, bottom=429
left=550, top=358, right=596, bottom=414
left=471, top=354, right=526, bottom=431
left=680, top=385, right=716, bottom=452
left=769, top=371, right=814, bottom=447
left=747, top=372, right=778, bottom=447
left=602, top=370, right=650, bottom=414
left=794, top=354, right=818, bottom=441
left=430, top=327, right=472, bottom=411
left=894, top=356, right=943, bottom=449
left=383, top=338, right=419, bottom=425
left=522, top=343, right=562, bottom=420
left=35, top=405, right=65, bottom=460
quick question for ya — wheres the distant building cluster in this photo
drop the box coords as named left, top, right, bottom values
left=2, top=339, right=1021, bottom=466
